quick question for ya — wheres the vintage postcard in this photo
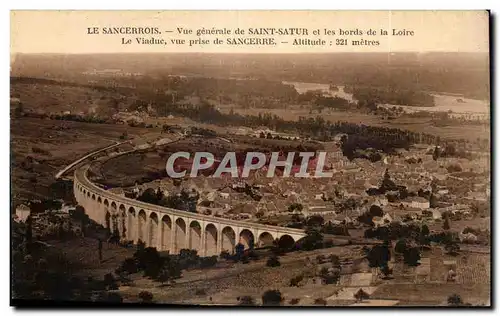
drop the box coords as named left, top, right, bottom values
left=10, top=10, right=491, bottom=307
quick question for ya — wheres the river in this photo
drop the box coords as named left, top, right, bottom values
left=283, top=81, right=490, bottom=116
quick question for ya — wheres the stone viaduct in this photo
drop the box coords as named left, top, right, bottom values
left=74, top=166, right=306, bottom=257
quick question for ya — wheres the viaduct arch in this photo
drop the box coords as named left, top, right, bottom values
left=74, top=166, right=306, bottom=257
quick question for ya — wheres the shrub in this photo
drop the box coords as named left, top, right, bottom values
left=32, top=146, right=51, bottom=156
left=323, top=240, right=334, bottom=248
left=354, top=288, right=370, bottom=301
left=115, top=258, right=139, bottom=275
left=316, top=254, right=326, bottom=264
left=447, top=294, right=464, bottom=306
left=443, top=215, right=451, bottom=230
left=199, top=256, right=218, bottom=269
left=369, top=205, right=384, bottom=217
left=238, top=296, right=256, bottom=306
left=329, top=254, right=341, bottom=268
left=287, top=203, right=303, bottom=212
left=247, top=250, right=260, bottom=260
left=103, top=273, right=118, bottom=290
left=241, top=255, right=250, bottom=264
left=138, top=291, right=153, bottom=303
left=195, top=288, right=207, bottom=296
left=318, top=267, right=340, bottom=285
left=289, top=298, right=300, bottom=305
left=219, top=250, right=231, bottom=260
left=266, top=255, right=281, bottom=267
left=446, top=163, right=463, bottom=173
left=395, top=239, right=407, bottom=254
left=289, top=274, right=304, bottom=287
left=314, top=298, right=327, bottom=306
left=322, top=223, right=350, bottom=236
left=262, top=290, right=283, bottom=306
left=306, top=215, right=325, bottom=227
left=444, top=241, right=460, bottom=256
left=105, top=292, right=123, bottom=303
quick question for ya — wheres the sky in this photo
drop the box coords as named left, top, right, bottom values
left=10, top=10, right=489, bottom=54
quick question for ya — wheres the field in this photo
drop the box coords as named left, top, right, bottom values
left=10, top=117, right=164, bottom=205
left=10, top=81, right=127, bottom=116
left=42, top=221, right=490, bottom=306
left=92, top=133, right=324, bottom=187
left=221, top=106, right=489, bottom=142
left=49, top=234, right=489, bottom=306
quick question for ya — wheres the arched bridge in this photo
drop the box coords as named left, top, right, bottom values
left=74, top=166, right=306, bottom=257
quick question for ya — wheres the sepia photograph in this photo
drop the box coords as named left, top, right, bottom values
left=9, top=10, right=491, bottom=307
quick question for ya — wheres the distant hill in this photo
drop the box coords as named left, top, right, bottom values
left=11, top=52, right=490, bottom=100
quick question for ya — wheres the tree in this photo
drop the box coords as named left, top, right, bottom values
left=432, top=146, right=440, bottom=161
left=369, top=205, right=384, bottom=217
left=98, top=239, right=103, bottom=263
left=323, top=222, right=350, bottom=236
left=241, top=255, right=250, bottom=264
left=262, top=290, right=283, bottom=306
left=138, top=188, right=160, bottom=205
left=395, top=239, right=407, bottom=254
left=354, top=288, right=370, bottom=302
left=234, top=243, right=245, bottom=262
left=138, top=291, right=154, bottom=303
left=116, top=270, right=132, bottom=286
left=116, top=258, right=139, bottom=275
left=319, top=267, right=340, bottom=285
left=301, top=227, right=324, bottom=251
left=443, top=214, right=451, bottom=230
left=177, top=249, right=200, bottom=269
left=14, top=103, right=24, bottom=118
left=134, top=246, right=162, bottom=272
left=366, top=244, right=390, bottom=269
left=291, top=213, right=304, bottom=224
left=103, top=273, right=118, bottom=290
left=155, top=259, right=182, bottom=286
left=219, top=250, right=231, bottom=260
left=287, top=203, right=303, bottom=213
left=380, top=169, right=397, bottom=192
left=421, top=224, right=430, bottom=236
left=314, top=298, right=327, bottom=306
left=25, top=215, right=33, bottom=246
left=73, top=205, right=88, bottom=236
left=266, top=255, right=281, bottom=267
left=306, top=215, right=325, bottom=227
left=403, top=247, right=421, bottom=266
left=329, top=254, right=341, bottom=268
left=429, top=192, right=439, bottom=208
left=199, top=256, right=218, bottom=269
left=444, top=240, right=460, bottom=256
left=381, top=264, right=393, bottom=279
